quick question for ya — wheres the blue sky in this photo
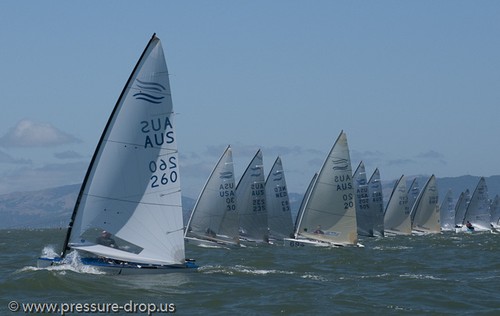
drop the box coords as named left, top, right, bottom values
left=1, top=1, right=499, bottom=198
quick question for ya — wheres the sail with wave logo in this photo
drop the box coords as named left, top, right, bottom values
left=236, top=149, right=268, bottom=243
left=353, top=161, right=372, bottom=237
left=367, top=168, right=384, bottom=237
left=38, top=34, right=197, bottom=273
left=184, top=145, right=240, bottom=248
left=383, top=175, right=412, bottom=235
left=411, top=175, right=441, bottom=234
left=285, top=131, right=359, bottom=247
left=265, top=157, right=294, bottom=242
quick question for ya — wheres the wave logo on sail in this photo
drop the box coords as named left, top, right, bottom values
left=133, top=79, right=166, bottom=104
left=272, top=170, right=283, bottom=181
left=219, top=171, right=233, bottom=179
left=332, top=158, right=349, bottom=171
left=250, top=166, right=262, bottom=177
left=356, top=178, right=367, bottom=185
left=429, top=185, right=437, bottom=192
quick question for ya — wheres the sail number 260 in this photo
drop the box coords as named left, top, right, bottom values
left=149, top=157, right=178, bottom=188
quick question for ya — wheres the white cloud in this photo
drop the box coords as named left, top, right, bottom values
left=0, top=119, right=81, bottom=148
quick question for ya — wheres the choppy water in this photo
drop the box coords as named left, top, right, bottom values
left=1, top=229, right=499, bottom=315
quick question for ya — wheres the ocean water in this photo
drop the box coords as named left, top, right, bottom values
left=1, top=229, right=499, bottom=315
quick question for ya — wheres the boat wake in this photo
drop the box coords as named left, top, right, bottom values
left=23, top=248, right=104, bottom=275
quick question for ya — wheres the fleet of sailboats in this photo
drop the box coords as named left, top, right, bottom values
left=34, top=34, right=499, bottom=275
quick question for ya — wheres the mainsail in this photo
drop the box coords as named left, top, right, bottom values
left=184, top=145, right=239, bottom=246
left=463, top=177, right=490, bottom=230
left=383, top=175, right=412, bottom=235
left=367, top=168, right=384, bottom=237
left=411, top=175, right=440, bottom=234
left=265, top=157, right=294, bottom=240
left=439, top=189, right=455, bottom=231
left=295, top=131, right=358, bottom=246
left=63, top=34, right=186, bottom=266
left=353, top=161, right=372, bottom=237
left=236, top=149, right=268, bottom=242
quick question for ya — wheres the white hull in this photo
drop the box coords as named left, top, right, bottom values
left=283, top=238, right=364, bottom=248
left=184, top=236, right=242, bottom=249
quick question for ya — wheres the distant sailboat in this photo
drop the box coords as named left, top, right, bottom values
left=184, top=145, right=240, bottom=248
left=37, top=34, right=197, bottom=273
left=439, top=189, right=455, bottom=231
left=284, top=131, right=360, bottom=247
left=383, top=175, right=412, bottom=235
left=265, top=157, right=294, bottom=242
left=490, top=194, right=500, bottom=230
left=454, top=189, right=470, bottom=228
left=353, top=161, right=373, bottom=237
left=236, top=149, right=269, bottom=243
left=367, top=168, right=384, bottom=237
left=411, top=175, right=441, bottom=234
left=458, top=177, right=490, bottom=232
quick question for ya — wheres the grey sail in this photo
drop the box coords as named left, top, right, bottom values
left=408, top=178, right=420, bottom=226
left=490, top=194, right=500, bottom=229
left=184, top=145, right=240, bottom=247
left=383, top=175, right=412, bottom=235
left=353, top=161, right=372, bottom=237
left=367, top=168, right=384, bottom=237
left=236, top=149, right=268, bottom=243
left=265, top=157, right=294, bottom=241
left=439, top=189, right=455, bottom=231
left=454, top=189, right=470, bottom=227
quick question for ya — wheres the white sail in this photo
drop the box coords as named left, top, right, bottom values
left=383, top=175, right=412, bottom=235
left=454, top=189, right=470, bottom=227
left=439, top=189, right=455, bottom=231
left=265, top=157, right=294, bottom=241
left=292, top=172, right=318, bottom=238
left=353, top=161, right=372, bottom=237
left=490, top=194, right=500, bottom=229
left=184, top=145, right=239, bottom=246
left=236, top=149, right=268, bottom=242
left=64, top=35, right=186, bottom=266
left=367, top=168, right=384, bottom=237
left=294, top=131, right=358, bottom=246
left=411, top=175, right=441, bottom=234
left=463, top=177, right=490, bottom=231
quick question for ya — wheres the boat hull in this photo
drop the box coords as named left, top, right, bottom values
left=37, top=256, right=198, bottom=275
left=184, top=236, right=242, bottom=249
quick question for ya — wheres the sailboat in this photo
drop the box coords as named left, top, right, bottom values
left=383, top=175, right=412, bottom=235
left=265, top=157, right=294, bottom=242
left=236, top=149, right=269, bottom=243
left=457, top=177, right=491, bottom=232
left=284, top=131, right=360, bottom=247
left=439, top=189, right=455, bottom=231
left=454, top=189, right=470, bottom=229
left=353, top=161, right=373, bottom=237
left=37, top=34, right=197, bottom=274
left=184, top=145, right=240, bottom=248
left=367, top=168, right=384, bottom=237
left=490, top=194, right=500, bottom=230
left=410, top=175, right=441, bottom=234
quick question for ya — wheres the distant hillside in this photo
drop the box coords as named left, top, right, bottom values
left=1, top=175, right=499, bottom=229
